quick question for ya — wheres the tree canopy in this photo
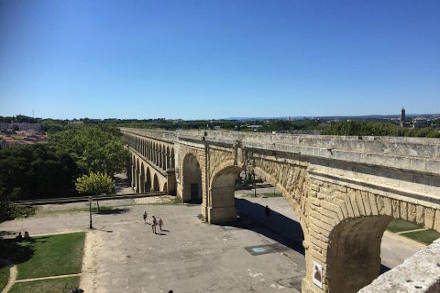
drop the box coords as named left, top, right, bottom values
left=0, top=144, right=80, bottom=200
left=75, top=172, right=115, bottom=196
left=48, top=126, right=130, bottom=175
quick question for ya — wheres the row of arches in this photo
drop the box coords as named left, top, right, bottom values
left=132, top=155, right=168, bottom=193
left=178, top=149, right=436, bottom=293
left=124, top=133, right=175, bottom=171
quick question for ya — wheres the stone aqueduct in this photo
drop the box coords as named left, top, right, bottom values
left=121, top=127, right=440, bottom=293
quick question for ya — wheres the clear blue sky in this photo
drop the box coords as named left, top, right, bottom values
left=1, top=0, right=439, bottom=119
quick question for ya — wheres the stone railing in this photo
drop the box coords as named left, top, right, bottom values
left=120, top=128, right=440, bottom=174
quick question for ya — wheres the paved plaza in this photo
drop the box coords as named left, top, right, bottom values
left=0, top=195, right=424, bottom=293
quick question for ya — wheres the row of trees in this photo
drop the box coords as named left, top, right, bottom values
left=320, top=121, right=440, bottom=138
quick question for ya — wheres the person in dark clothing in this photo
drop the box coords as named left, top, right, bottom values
left=15, top=232, right=23, bottom=241
left=265, top=205, right=271, bottom=218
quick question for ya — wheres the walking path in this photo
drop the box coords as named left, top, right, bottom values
left=1, top=265, right=16, bottom=293
left=397, top=228, right=428, bottom=235
left=14, top=273, right=82, bottom=283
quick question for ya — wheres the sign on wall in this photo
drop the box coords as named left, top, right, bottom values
left=312, top=261, right=323, bottom=289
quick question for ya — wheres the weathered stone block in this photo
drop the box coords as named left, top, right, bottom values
left=416, top=205, right=425, bottom=225
left=400, top=201, right=408, bottom=221
left=424, top=208, right=435, bottom=229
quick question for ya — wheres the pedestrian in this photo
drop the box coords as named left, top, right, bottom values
left=15, top=232, right=23, bottom=242
left=143, top=210, right=147, bottom=224
left=24, top=231, right=30, bottom=240
left=158, top=217, right=163, bottom=231
left=152, top=216, right=157, bottom=234
left=265, top=205, right=271, bottom=218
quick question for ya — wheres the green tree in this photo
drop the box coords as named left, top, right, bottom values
left=0, top=144, right=80, bottom=201
left=75, top=172, right=115, bottom=196
left=49, top=126, right=130, bottom=176
left=75, top=172, right=115, bottom=212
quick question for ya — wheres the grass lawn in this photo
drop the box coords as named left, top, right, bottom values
left=16, top=232, right=85, bottom=280
left=403, top=229, right=440, bottom=245
left=9, top=276, right=80, bottom=293
left=262, top=192, right=282, bottom=198
left=386, top=219, right=422, bottom=233
left=0, top=266, right=10, bottom=291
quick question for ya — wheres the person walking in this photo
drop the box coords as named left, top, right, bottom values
left=143, top=210, right=147, bottom=224
left=158, top=217, right=163, bottom=231
left=152, top=216, right=157, bottom=234
left=265, top=205, right=271, bottom=218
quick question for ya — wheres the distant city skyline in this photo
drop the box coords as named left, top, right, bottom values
left=1, top=0, right=439, bottom=120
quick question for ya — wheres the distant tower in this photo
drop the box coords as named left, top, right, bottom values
left=400, top=107, right=406, bottom=127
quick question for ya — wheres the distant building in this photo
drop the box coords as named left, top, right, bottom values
left=400, top=107, right=406, bottom=127
left=412, top=117, right=429, bottom=128
left=247, top=125, right=262, bottom=131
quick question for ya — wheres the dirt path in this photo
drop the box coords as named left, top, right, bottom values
left=1, top=265, right=16, bottom=293
left=14, top=273, right=82, bottom=283
left=79, top=231, right=101, bottom=293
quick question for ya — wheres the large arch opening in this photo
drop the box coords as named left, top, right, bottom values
left=145, top=167, right=152, bottom=192
left=327, top=215, right=392, bottom=293
left=182, top=153, right=202, bottom=203
left=208, top=165, right=241, bottom=224
left=153, top=173, right=160, bottom=192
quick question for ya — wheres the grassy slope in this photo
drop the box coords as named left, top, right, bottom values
left=403, top=230, right=440, bottom=245
left=16, top=232, right=85, bottom=280
left=9, top=276, right=80, bottom=293
left=386, top=219, right=421, bottom=233
left=0, top=266, right=10, bottom=291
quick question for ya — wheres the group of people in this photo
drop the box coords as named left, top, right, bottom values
left=15, top=231, right=31, bottom=241
left=143, top=210, right=164, bottom=234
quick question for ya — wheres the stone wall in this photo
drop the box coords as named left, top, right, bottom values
left=121, top=128, right=440, bottom=293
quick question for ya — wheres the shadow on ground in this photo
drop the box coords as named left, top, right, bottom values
left=92, top=206, right=130, bottom=215
left=230, top=198, right=392, bottom=274
left=232, top=198, right=305, bottom=255
left=0, top=236, right=34, bottom=269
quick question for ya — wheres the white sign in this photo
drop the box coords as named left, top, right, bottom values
left=312, top=261, right=323, bottom=289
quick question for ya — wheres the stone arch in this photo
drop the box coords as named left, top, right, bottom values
left=130, top=155, right=136, bottom=188
left=316, top=184, right=432, bottom=293
left=153, top=173, right=160, bottom=191
left=162, top=145, right=166, bottom=169
left=166, top=146, right=170, bottom=170
left=208, top=163, right=242, bottom=224
left=154, top=143, right=159, bottom=166
left=158, top=144, right=162, bottom=168
left=253, top=166, right=309, bottom=234
left=139, top=163, right=145, bottom=193
left=182, top=153, right=202, bottom=203
left=163, top=182, right=168, bottom=193
left=145, top=167, right=152, bottom=192
left=171, top=148, right=175, bottom=168
left=135, top=158, right=141, bottom=193
left=326, top=215, right=391, bottom=293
